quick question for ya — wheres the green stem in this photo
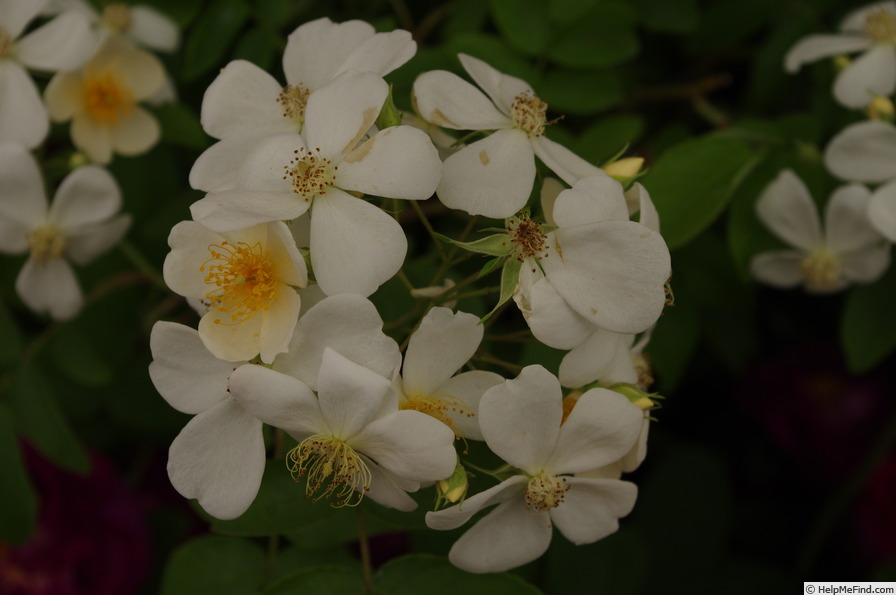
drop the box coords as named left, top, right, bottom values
left=119, top=240, right=166, bottom=289
left=411, top=200, right=446, bottom=260
left=357, top=508, right=374, bottom=594
left=472, top=352, right=523, bottom=374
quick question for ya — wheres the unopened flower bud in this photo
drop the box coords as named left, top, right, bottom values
left=867, top=95, right=895, bottom=123
left=603, top=157, right=645, bottom=189
left=435, top=459, right=468, bottom=509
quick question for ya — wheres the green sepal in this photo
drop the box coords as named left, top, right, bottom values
left=481, top=257, right=522, bottom=323
left=376, top=84, right=402, bottom=129
left=433, top=232, right=513, bottom=256
left=478, top=256, right=506, bottom=278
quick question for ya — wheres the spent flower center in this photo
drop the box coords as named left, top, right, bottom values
left=511, top=91, right=548, bottom=137
left=800, top=249, right=841, bottom=291
left=83, top=71, right=134, bottom=125
left=524, top=472, right=570, bottom=512
left=200, top=241, right=277, bottom=324
left=28, top=226, right=66, bottom=264
left=284, top=148, right=336, bottom=201
left=865, top=9, right=896, bottom=42
left=278, top=84, right=311, bottom=128
left=0, top=27, right=12, bottom=59
left=508, top=216, right=549, bottom=261
left=287, top=435, right=371, bottom=507
left=102, top=3, right=133, bottom=32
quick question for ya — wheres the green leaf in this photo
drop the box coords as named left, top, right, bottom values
left=648, top=298, right=699, bottom=393
left=9, top=363, right=90, bottom=474
left=547, top=2, right=638, bottom=69
left=147, top=0, right=202, bottom=27
left=47, top=325, right=113, bottom=387
left=376, top=554, right=543, bottom=594
left=841, top=264, right=896, bottom=373
left=0, top=406, right=37, bottom=544
left=434, top=232, right=513, bottom=257
left=232, top=28, right=279, bottom=71
left=490, top=0, right=551, bottom=56
left=0, top=297, right=22, bottom=366
left=182, top=0, right=250, bottom=81
left=160, top=536, right=266, bottom=595
left=642, top=135, right=757, bottom=250
left=574, top=115, right=645, bottom=165
left=631, top=0, right=699, bottom=34
left=547, top=0, right=599, bottom=24
left=155, top=103, right=209, bottom=150
left=262, top=566, right=365, bottom=594
left=443, top=33, right=535, bottom=83
left=538, top=69, right=623, bottom=115
left=254, top=0, right=307, bottom=30
left=481, top=257, right=522, bottom=323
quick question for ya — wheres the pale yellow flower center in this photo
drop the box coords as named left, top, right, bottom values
left=865, top=8, right=896, bottom=42
left=102, top=3, right=133, bottom=33
left=511, top=91, right=548, bottom=138
left=401, top=393, right=473, bottom=439
left=28, top=226, right=66, bottom=264
left=284, top=148, right=336, bottom=201
left=0, top=27, right=13, bottom=59
left=278, top=84, right=310, bottom=128
left=83, top=71, right=134, bottom=125
left=800, top=249, right=841, bottom=291
left=287, top=435, right=371, bottom=507
left=200, top=240, right=277, bottom=324
left=524, top=472, right=570, bottom=512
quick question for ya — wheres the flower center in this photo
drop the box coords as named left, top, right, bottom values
left=401, top=393, right=473, bottom=438
left=800, top=249, right=840, bottom=291
left=287, top=435, right=371, bottom=507
left=865, top=8, right=896, bottom=42
left=511, top=91, right=548, bottom=137
left=278, top=84, right=310, bottom=129
left=632, top=352, right=654, bottom=391
left=284, top=148, right=336, bottom=201
left=0, top=27, right=12, bottom=59
left=28, top=226, right=66, bottom=264
left=524, top=472, right=570, bottom=512
left=508, top=215, right=549, bottom=260
left=102, top=3, right=132, bottom=32
left=83, top=71, right=134, bottom=125
left=200, top=240, right=278, bottom=324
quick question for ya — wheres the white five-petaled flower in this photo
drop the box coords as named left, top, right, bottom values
left=228, top=348, right=457, bottom=511
left=394, top=307, right=504, bottom=440
left=47, top=0, right=179, bottom=52
left=750, top=169, right=890, bottom=292
left=425, top=365, right=643, bottom=574
left=189, top=71, right=442, bottom=297
left=162, top=219, right=308, bottom=364
left=412, top=53, right=597, bottom=218
left=190, top=17, right=415, bottom=192
left=785, top=2, right=896, bottom=108
left=0, top=144, right=130, bottom=320
left=148, top=321, right=264, bottom=520
left=44, top=36, right=165, bottom=164
left=0, top=0, right=96, bottom=148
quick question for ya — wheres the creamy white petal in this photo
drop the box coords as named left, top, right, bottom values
left=49, top=165, right=120, bottom=229
left=15, top=257, right=82, bottom=320
left=0, top=218, right=28, bottom=254
left=458, top=53, right=532, bottom=116
left=148, top=321, right=238, bottom=414
left=317, top=348, right=392, bottom=439
left=631, top=183, right=660, bottom=232
left=841, top=2, right=896, bottom=32
left=309, top=188, right=407, bottom=297
left=189, top=135, right=270, bottom=192
left=111, top=107, right=159, bottom=156
left=112, top=41, right=165, bottom=100
left=197, top=308, right=262, bottom=363
left=550, top=478, right=636, bottom=545
left=339, top=29, right=416, bottom=79
left=479, top=365, right=561, bottom=472
left=749, top=250, right=805, bottom=288
left=15, top=11, right=96, bottom=71
left=540, top=177, right=565, bottom=227
left=824, top=120, right=896, bottom=183
left=337, top=125, right=441, bottom=199
left=825, top=184, right=881, bottom=253
left=166, top=399, right=265, bottom=520
left=551, top=173, right=629, bottom=228
left=190, top=190, right=310, bottom=233
left=129, top=5, right=179, bottom=52
left=834, top=44, right=896, bottom=108
left=755, top=169, right=823, bottom=251
left=200, top=60, right=292, bottom=140
left=839, top=242, right=891, bottom=283
left=521, top=275, right=594, bottom=350
left=437, top=129, right=535, bottom=218
left=783, top=34, right=871, bottom=72
left=402, top=308, right=482, bottom=398
left=412, top=70, right=510, bottom=130
left=227, top=364, right=324, bottom=437
left=162, top=220, right=225, bottom=298
left=232, top=132, right=305, bottom=192
left=267, top=220, right=307, bottom=288
left=548, top=388, right=643, bottom=474
left=258, top=284, right=300, bottom=364
left=0, top=143, right=47, bottom=228
left=0, top=62, right=49, bottom=149
left=44, top=70, right=81, bottom=122
left=65, top=213, right=131, bottom=265
left=71, top=116, right=113, bottom=164
left=532, top=136, right=603, bottom=187
left=558, top=328, right=638, bottom=388
left=282, top=18, right=375, bottom=90
left=435, top=370, right=504, bottom=441
left=869, top=180, right=896, bottom=242
left=363, top=457, right=419, bottom=511
left=1, top=0, right=46, bottom=38
left=425, top=475, right=528, bottom=531
left=303, top=72, right=387, bottom=159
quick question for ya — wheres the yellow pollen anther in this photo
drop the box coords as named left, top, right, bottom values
left=278, top=84, right=310, bottom=128
left=200, top=240, right=277, bottom=324
left=0, top=27, right=12, bottom=59
left=800, top=249, right=841, bottom=291
left=83, top=71, right=134, bottom=125
left=524, top=473, right=570, bottom=512
left=402, top=393, right=474, bottom=438
left=27, top=226, right=66, bottom=264
left=511, top=91, right=549, bottom=137
left=865, top=8, right=896, bottom=42
left=102, top=3, right=133, bottom=32
left=508, top=216, right=548, bottom=260
left=283, top=148, right=336, bottom=201
left=287, top=435, right=371, bottom=507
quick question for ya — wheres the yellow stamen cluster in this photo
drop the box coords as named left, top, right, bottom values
left=283, top=148, right=336, bottom=201
left=200, top=241, right=277, bottom=324
left=0, top=27, right=12, bottom=59
left=524, top=472, right=570, bottom=512
left=865, top=8, right=896, bottom=42
left=27, top=226, right=66, bottom=264
left=511, top=91, right=548, bottom=138
left=402, top=393, right=474, bottom=438
left=83, top=71, right=134, bottom=125
left=278, top=84, right=311, bottom=128
left=102, top=3, right=133, bottom=32
left=287, top=435, right=371, bottom=507
left=508, top=216, right=549, bottom=262
left=800, top=249, right=841, bottom=292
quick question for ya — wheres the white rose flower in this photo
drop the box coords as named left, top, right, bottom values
left=750, top=170, right=890, bottom=292
left=0, top=144, right=130, bottom=320
left=425, top=365, right=643, bottom=573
